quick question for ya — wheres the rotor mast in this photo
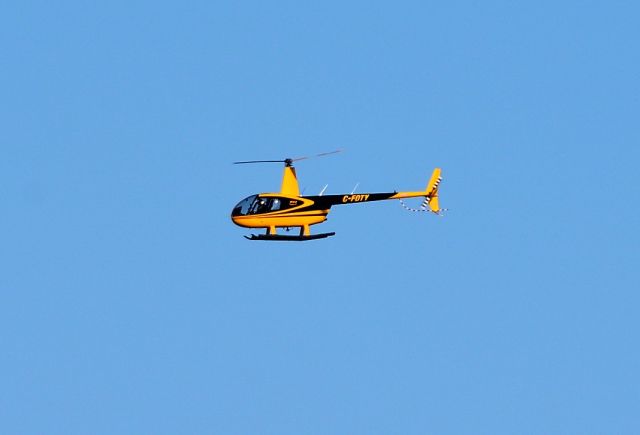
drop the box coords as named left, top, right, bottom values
left=233, top=150, right=342, bottom=198
left=280, top=161, right=300, bottom=196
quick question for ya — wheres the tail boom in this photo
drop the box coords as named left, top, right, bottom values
left=304, top=167, right=444, bottom=213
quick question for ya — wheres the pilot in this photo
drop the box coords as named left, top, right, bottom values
left=257, top=198, right=268, bottom=213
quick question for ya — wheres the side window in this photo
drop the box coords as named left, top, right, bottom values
left=270, top=198, right=282, bottom=211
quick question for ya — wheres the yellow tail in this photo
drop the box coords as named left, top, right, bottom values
left=425, top=168, right=442, bottom=213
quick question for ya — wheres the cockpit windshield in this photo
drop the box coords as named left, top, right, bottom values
left=232, top=195, right=257, bottom=216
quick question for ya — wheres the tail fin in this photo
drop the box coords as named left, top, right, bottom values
left=424, top=168, right=443, bottom=214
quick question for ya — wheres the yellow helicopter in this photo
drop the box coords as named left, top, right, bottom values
left=231, top=151, right=444, bottom=241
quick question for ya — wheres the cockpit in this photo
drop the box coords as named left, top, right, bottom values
left=231, top=195, right=287, bottom=216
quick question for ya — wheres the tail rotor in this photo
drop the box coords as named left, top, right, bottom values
left=399, top=168, right=448, bottom=215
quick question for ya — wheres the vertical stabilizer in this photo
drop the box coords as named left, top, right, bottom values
left=425, top=168, right=442, bottom=195
left=425, top=168, right=442, bottom=214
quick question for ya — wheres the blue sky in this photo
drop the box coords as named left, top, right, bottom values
left=2, top=1, right=639, bottom=434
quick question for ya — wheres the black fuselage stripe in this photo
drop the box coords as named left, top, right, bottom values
left=242, top=212, right=327, bottom=218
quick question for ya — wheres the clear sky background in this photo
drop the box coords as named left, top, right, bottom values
left=2, top=1, right=639, bottom=434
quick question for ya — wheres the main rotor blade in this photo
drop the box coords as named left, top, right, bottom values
left=291, top=148, right=343, bottom=162
left=233, top=160, right=285, bottom=164
left=316, top=149, right=343, bottom=157
left=234, top=149, right=343, bottom=165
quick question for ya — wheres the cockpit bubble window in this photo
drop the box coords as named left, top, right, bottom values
left=233, top=196, right=296, bottom=216
left=232, top=195, right=257, bottom=216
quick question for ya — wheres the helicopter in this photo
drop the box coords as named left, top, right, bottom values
left=231, top=151, right=444, bottom=241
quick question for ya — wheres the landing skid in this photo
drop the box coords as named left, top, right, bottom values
left=244, top=232, right=336, bottom=241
